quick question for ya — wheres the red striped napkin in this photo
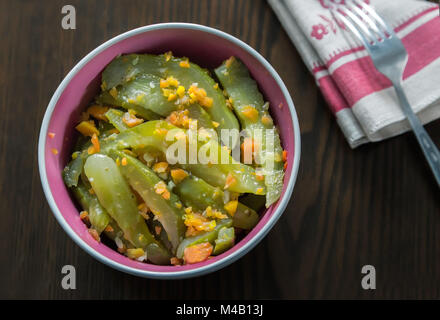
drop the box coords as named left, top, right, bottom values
left=269, top=0, right=440, bottom=148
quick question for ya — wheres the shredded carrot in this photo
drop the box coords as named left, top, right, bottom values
left=154, top=128, right=168, bottom=136
left=282, top=150, right=287, bottom=162
left=121, top=157, right=127, bottom=166
left=51, top=148, right=58, bottom=155
left=170, top=257, right=182, bottom=265
left=188, top=84, right=212, bottom=108
left=76, top=120, right=99, bottom=137
left=284, top=161, right=288, bottom=170
left=122, top=112, right=144, bottom=127
left=48, top=132, right=55, bottom=139
left=185, top=225, right=199, bottom=237
left=153, top=162, right=169, bottom=173
left=167, top=110, right=191, bottom=129
left=225, top=56, right=235, bottom=68
left=91, top=133, right=100, bottom=153
left=170, top=169, right=188, bottom=184
left=184, top=242, right=213, bottom=264
left=88, top=229, right=100, bottom=242
left=205, top=206, right=228, bottom=219
left=184, top=211, right=216, bottom=232
left=162, top=190, right=171, bottom=200
left=256, top=172, right=264, bottom=181
left=179, top=59, right=190, bottom=68
left=241, top=137, right=259, bottom=162
left=224, top=173, right=237, bottom=190
left=160, top=79, right=169, bottom=88
left=87, top=105, right=109, bottom=121
left=87, top=146, right=96, bottom=155
left=154, top=180, right=168, bottom=196
left=201, top=96, right=213, bottom=108
left=168, top=76, right=179, bottom=87
left=104, top=225, right=114, bottom=232
left=167, top=93, right=177, bottom=101
left=80, top=211, right=89, bottom=220
left=241, top=106, right=259, bottom=122
left=176, top=85, right=185, bottom=98
left=224, top=200, right=238, bottom=216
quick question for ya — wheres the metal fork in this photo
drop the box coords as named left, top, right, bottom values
left=332, top=0, right=440, bottom=187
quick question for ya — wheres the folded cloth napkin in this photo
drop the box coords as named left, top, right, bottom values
left=268, top=0, right=440, bottom=148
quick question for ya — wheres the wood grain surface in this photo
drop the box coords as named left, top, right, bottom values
left=1, top=0, right=439, bottom=299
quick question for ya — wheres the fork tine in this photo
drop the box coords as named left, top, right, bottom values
left=332, top=8, right=372, bottom=48
left=352, top=0, right=394, bottom=37
left=346, top=1, right=386, bottom=40
left=336, top=6, right=377, bottom=44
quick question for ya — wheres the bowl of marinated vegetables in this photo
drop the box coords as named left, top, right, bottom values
left=39, top=23, right=300, bottom=279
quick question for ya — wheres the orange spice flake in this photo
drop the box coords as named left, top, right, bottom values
left=51, top=148, right=58, bottom=155
left=167, top=109, right=191, bottom=129
left=241, top=105, right=259, bottom=122
left=184, top=242, right=213, bottom=264
left=91, top=133, right=100, bottom=153
left=224, top=200, right=238, bottom=216
left=188, top=84, right=212, bottom=108
left=87, top=105, right=109, bottom=121
left=225, top=56, right=235, bottom=68
left=153, top=162, right=169, bottom=173
left=241, top=137, right=259, bottom=162
left=79, top=211, right=89, bottom=220
left=75, top=120, right=99, bottom=137
left=170, top=169, right=188, bottom=184
left=48, top=132, right=55, bottom=139
left=170, top=257, right=182, bottom=265
left=88, top=229, right=100, bottom=242
left=224, top=173, right=237, bottom=190
left=154, top=181, right=170, bottom=200
left=179, top=59, right=190, bottom=68
left=122, top=112, right=144, bottom=127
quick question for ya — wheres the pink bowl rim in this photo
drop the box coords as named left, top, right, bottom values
left=38, top=23, right=301, bottom=279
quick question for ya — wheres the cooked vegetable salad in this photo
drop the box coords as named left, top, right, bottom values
left=62, top=53, right=286, bottom=265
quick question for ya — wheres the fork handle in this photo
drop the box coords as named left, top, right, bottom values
left=393, top=83, right=440, bottom=187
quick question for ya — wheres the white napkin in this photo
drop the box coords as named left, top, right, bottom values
left=268, top=0, right=440, bottom=148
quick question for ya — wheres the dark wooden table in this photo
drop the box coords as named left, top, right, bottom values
left=1, top=0, right=439, bottom=299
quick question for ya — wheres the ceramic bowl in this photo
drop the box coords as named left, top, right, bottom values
left=38, top=23, right=301, bottom=279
